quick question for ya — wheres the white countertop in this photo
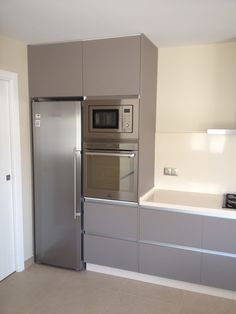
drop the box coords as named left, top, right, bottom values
left=140, top=189, right=236, bottom=219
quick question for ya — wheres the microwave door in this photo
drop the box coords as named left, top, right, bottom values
left=92, top=109, right=119, bottom=130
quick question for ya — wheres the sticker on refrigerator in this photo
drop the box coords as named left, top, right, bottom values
left=35, top=120, right=41, bottom=127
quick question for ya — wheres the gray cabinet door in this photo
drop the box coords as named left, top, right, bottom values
left=84, top=235, right=138, bottom=272
left=28, top=42, right=83, bottom=97
left=84, top=201, right=138, bottom=240
left=201, top=253, right=236, bottom=291
left=202, top=216, right=236, bottom=254
left=139, top=243, right=201, bottom=284
left=140, top=208, right=203, bottom=248
left=83, top=36, right=141, bottom=96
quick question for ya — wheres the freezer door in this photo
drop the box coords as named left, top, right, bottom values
left=32, top=100, right=82, bottom=270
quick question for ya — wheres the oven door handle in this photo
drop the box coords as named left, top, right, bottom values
left=85, top=151, right=136, bottom=158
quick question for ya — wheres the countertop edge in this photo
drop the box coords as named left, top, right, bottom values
left=139, top=189, right=236, bottom=219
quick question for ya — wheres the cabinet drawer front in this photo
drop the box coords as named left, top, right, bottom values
left=84, top=235, right=138, bottom=272
left=203, top=217, right=236, bottom=254
left=83, top=36, right=141, bottom=96
left=140, top=208, right=202, bottom=248
left=28, top=42, right=83, bottom=97
left=201, top=253, right=236, bottom=291
left=139, top=243, right=201, bottom=284
left=84, top=202, right=138, bottom=240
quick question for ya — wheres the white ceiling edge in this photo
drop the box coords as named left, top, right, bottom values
left=1, top=0, right=236, bottom=47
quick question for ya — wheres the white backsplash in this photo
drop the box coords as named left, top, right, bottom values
left=155, top=133, right=236, bottom=195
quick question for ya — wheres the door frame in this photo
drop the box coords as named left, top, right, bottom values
left=0, top=70, right=24, bottom=272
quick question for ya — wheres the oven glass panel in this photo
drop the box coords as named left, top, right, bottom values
left=92, top=109, right=119, bottom=129
left=87, top=153, right=135, bottom=192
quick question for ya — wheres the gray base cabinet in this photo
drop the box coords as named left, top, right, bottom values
left=201, top=253, right=236, bottom=291
left=139, top=207, right=236, bottom=291
left=84, top=200, right=236, bottom=291
left=202, top=216, right=236, bottom=254
left=84, top=235, right=138, bottom=272
left=140, top=208, right=202, bottom=248
left=84, top=200, right=139, bottom=272
left=139, top=243, right=201, bottom=284
left=84, top=201, right=138, bottom=240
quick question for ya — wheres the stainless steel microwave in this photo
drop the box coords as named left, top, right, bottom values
left=83, top=97, right=139, bottom=141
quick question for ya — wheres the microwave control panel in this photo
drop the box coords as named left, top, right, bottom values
left=122, top=106, right=133, bottom=132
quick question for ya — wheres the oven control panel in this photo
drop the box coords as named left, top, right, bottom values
left=122, top=106, right=133, bottom=132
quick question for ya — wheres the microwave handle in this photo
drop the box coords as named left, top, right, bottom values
left=85, top=151, right=135, bottom=158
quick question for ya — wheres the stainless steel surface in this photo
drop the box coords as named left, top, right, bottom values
left=84, top=141, right=138, bottom=151
left=89, top=104, right=133, bottom=133
left=84, top=197, right=138, bottom=207
left=83, top=148, right=138, bottom=202
left=84, top=95, right=140, bottom=100
left=73, top=149, right=82, bottom=220
left=83, top=97, right=139, bottom=142
left=32, top=100, right=83, bottom=270
left=85, top=151, right=135, bottom=158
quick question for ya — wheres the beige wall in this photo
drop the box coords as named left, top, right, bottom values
left=155, top=42, right=236, bottom=194
left=0, top=35, right=33, bottom=260
left=156, top=42, right=236, bottom=132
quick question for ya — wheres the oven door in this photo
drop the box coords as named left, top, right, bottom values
left=83, top=150, right=138, bottom=202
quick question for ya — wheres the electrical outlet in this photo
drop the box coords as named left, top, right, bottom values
left=164, top=167, right=179, bottom=176
left=164, top=167, right=172, bottom=175
left=171, top=168, right=178, bottom=176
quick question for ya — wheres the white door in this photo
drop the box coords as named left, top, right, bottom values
left=0, top=78, right=15, bottom=281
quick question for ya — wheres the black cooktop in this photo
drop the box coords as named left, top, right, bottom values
left=223, top=194, right=236, bottom=209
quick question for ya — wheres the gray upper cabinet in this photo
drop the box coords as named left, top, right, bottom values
left=82, top=36, right=141, bottom=96
left=28, top=42, right=83, bottom=97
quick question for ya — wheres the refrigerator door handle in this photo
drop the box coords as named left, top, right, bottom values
left=73, top=148, right=81, bottom=220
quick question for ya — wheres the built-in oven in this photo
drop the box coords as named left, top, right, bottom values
left=83, top=97, right=139, bottom=142
left=83, top=143, right=138, bottom=202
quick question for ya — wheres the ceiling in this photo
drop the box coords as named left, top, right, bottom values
left=1, top=0, right=236, bottom=47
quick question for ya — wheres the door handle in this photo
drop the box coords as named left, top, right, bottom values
left=73, top=148, right=81, bottom=220
left=6, top=174, right=11, bottom=181
left=85, top=151, right=135, bottom=158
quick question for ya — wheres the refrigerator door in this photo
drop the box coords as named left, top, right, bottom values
left=32, top=100, right=82, bottom=270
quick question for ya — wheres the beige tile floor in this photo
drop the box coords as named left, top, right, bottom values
left=0, top=264, right=235, bottom=314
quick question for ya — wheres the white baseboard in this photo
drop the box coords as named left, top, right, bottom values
left=24, top=256, right=34, bottom=269
left=86, top=263, right=236, bottom=300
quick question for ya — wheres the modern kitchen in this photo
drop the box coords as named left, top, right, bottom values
left=1, top=2, right=236, bottom=313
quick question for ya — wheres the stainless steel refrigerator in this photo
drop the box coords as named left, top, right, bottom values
left=32, top=99, right=83, bottom=270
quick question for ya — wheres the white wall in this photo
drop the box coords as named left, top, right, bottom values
left=155, top=42, right=236, bottom=194
left=0, top=35, right=33, bottom=261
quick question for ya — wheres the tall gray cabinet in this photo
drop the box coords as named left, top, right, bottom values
left=28, top=34, right=158, bottom=198
left=28, top=34, right=158, bottom=277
